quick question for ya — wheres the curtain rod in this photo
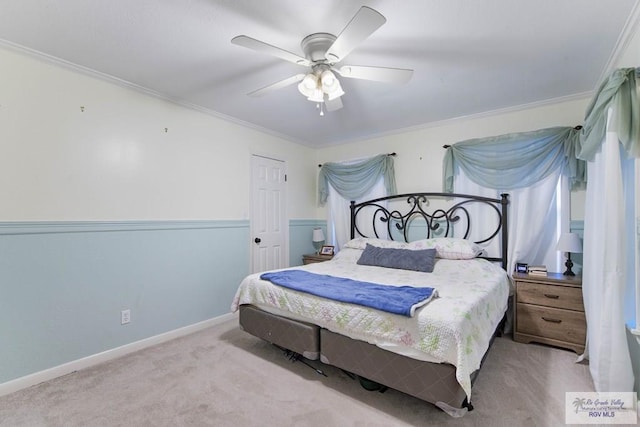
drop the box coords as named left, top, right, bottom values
left=318, top=152, right=397, bottom=168
left=442, top=125, right=584, bottom=149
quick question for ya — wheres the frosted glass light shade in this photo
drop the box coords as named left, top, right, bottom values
left=307, top=88, right=324, bottom=103
left=326, top=83, right=344, bottom=100
left=297, top=74, right=318, bottom=97
left=320, top=70, right=337, bottom=91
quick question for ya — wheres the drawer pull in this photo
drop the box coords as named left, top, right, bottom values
left=543, top=293, right=560, bottom=299
left=541, top=317, right=562, bottom=323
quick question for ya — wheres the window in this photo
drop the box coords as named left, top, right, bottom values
left=626, top=157, right=639, bottom=333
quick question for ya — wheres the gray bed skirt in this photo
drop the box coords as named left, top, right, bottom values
left=238, top=304, right=476, bottom=410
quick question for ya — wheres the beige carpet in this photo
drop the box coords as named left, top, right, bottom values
left=0, top=317, right=595, bottom=426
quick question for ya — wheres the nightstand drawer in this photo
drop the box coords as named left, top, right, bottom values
left=516, top=303, right=586, bottom=345
left=516, top=282, right=584, bottom=311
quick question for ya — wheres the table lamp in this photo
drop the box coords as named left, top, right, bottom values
left=312, top=228, right=325, bottom=254
left=556, top=232, right=582, bottom=276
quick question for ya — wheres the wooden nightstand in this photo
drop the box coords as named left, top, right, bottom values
left=302, top=253, right=333, bottom=265
left=513, top=272, right=586, bottom=353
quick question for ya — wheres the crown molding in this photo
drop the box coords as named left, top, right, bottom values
left=321, top=91, right=594, bottom=147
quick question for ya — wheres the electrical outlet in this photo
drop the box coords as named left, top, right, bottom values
left=121, top=309, right=131, bottom=325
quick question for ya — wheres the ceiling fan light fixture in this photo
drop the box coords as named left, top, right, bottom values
left=233, top=6, right=412, bottom=115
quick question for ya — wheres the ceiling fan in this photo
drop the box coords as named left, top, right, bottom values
left=231, top=6, right=413, bottom=115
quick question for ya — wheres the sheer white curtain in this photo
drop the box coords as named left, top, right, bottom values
left=580, top=108, right=635, bottom=392
left=327, top=178, right=386, bottom=252
left=454, top=169, right=565, bottom=274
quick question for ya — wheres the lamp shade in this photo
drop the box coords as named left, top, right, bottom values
left=320, top=70, right=338, bottom=91
left=312, top=228, right=325, bottom=243
left=307, top=87, right=324, bottom=103
left=556, top=232, right=582, bottom=253
left=297, top=73, right=318, bottom=98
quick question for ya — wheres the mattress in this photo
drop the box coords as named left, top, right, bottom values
left=231, top=247, right=510, bottom=397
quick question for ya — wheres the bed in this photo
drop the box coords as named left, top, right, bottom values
left=231, top=192, right=510, bottom=416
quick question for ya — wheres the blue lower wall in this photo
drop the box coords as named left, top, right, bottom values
left=0, top=219, right=323, bottom=384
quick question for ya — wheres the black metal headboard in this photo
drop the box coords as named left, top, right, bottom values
left=350, top=192, right=509, bottom=270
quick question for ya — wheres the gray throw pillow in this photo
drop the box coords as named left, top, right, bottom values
left=357, top=244, right=436, bottom=272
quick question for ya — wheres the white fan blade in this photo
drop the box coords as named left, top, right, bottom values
left=248, top=74, right=305, bottom=97
left=336, top=65, right=413, bottom=84
left=325, top=6, right=386, bottom=63
left=325, top=96, right=343, bottom=112
left=232, top=35, right=311, bottom=67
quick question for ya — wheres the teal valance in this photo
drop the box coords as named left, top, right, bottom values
left=443, top=126, right=586, bottom=192
left=318, top=154, right=397, bottom=206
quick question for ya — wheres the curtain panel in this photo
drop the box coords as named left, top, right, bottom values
left=577, top=67, right=638, bottom=393
left=442, top=126, right=586, bottom=192
left=318, top=154, right=397, bottom=206
left=580, top=110, right=635, bottom=392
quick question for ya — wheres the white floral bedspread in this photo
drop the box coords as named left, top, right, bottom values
left=231, top=248, right=510, bottom=399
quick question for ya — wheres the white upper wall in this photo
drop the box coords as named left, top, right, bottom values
left=0, top=46, right=318, bottom=221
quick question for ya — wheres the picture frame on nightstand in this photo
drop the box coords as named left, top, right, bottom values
left=320, top=245, right=334, bottom=256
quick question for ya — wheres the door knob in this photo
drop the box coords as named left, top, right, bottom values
left=254, top=237, right=261, bottom=244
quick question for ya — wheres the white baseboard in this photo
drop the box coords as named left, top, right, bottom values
left=0, top=312, right=237, bottom=398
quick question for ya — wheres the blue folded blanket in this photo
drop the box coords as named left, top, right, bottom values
left=260, top=269, right=437, bottom=317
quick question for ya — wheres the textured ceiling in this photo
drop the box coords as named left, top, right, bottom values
left=0, top=0, right=637, bottom=147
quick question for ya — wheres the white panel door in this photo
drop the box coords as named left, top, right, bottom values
left=251, top=155, right=287, bottom=273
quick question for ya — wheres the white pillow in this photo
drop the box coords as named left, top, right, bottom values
left=407, top=238, right=485, bottom=259
left=330, top=247, right=363, bottom=264
left=343, top=237, right=484, bottom=259
left=343, top=237, right=408, bottom=250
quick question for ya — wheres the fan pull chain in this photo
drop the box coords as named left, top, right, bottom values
left=318, top=102, right=324, bottom=116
